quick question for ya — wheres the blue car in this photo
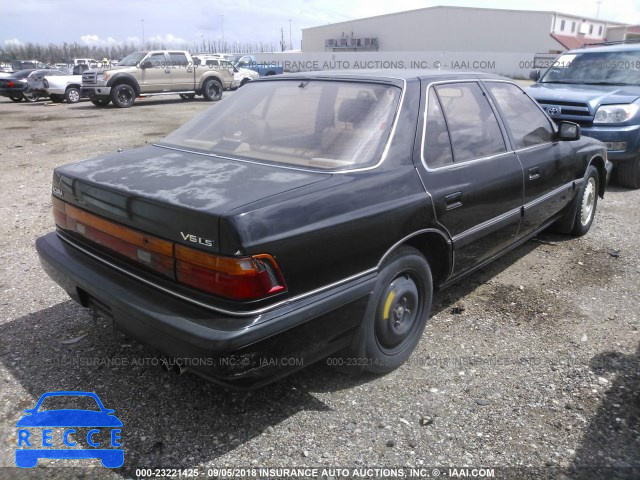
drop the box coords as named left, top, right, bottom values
left=527, top=42, right=640, bottom=189
left=15, top=391, right=123, bottom=468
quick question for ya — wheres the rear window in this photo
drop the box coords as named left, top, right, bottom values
left=160, top=79, right=401, bottom=171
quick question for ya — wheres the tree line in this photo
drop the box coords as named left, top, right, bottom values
left=0, top=39, right=280, bottom=64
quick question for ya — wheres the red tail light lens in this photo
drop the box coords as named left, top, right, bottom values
left=176, top=245, right=285, bottom=300
left=52, top=197, right=287, bottom=300
left=7, top=81, right=14, bottom=88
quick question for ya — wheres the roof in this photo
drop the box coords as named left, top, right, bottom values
left=303, top=5, right=626, bottom=31
left=567, top=42, right=640, bottom=53
left=551, top=34, right=601, bottom=50
left=270, top=69, right=508, bottom=82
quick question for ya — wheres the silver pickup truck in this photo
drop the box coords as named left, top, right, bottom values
left=81, top=50, right=236, bottom=108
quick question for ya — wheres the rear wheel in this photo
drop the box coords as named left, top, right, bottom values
left=616, top=156, right=640, bottom=189
left=111, top=84, right=136, bottom=108
left=202, top=78, right=222, bottom=101
left=571, top=165, right=599, bottom=236
left=65, top=86, right=81, bottom=103
left=90, top=98, right=111, bottom=107
left=342, top=246, right=433, bottom=374
left=9, top=95, right=23, bottom=102
left=22, top=92, right=39, bottom=102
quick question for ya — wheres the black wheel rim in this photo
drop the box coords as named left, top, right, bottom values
left=117, top=87, right=133, bottom=105
left=207, top=82, right=220, bottom=99
left=375, top=272, right=422, bottom=351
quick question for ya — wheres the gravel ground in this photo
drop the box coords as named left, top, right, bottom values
left=0, top=94, right=638, bottom=480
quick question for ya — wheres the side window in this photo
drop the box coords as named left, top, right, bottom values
left=168, top=52, right=189, bottom=67
left=486, top=82, right=554, bottom=149
left=435, top=82, right=506, bottom=162
left=423, top=88, right=453, bottom=168
left=146, top=53, right=166, bottom=67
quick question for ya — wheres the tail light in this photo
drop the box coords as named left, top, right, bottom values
left=7, top=81, right=14, bottom=88
left=53, top=197, right=286, bottom=301
left=176, top=246, right=285, bottom=300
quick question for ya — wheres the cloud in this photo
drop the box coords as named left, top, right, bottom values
left=147, top=34, right=187, bottom=45
left=4, top=38, right=24, bottom=47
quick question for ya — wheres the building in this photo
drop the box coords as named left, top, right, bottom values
left=302, top=6, right=626, bottom=54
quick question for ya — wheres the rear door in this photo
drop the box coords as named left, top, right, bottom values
left=416, top=80, right=524, bottom=275
left=483, top=81, right=577, bottom=237
left=168, top=52, right=194, bottom=91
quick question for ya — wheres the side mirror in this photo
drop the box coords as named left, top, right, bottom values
left=140, top=60, right=153, bottom=69
left=557, top=121, right=581, bottom=141
left=529, top=70, right=541, bottom=82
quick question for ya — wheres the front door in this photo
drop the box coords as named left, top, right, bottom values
left=139, top=52, right=171, bottom=93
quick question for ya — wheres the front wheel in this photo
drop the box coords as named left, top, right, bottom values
left=65, top=87, right=81, bottom=103
left=22, top=92, right=39, bottom=102
left=202, top=78, right=222, bottom=101
left=111, top=84, right=136, bottom=108
left=571, top=165, right=599, bottom=236
left=616, top=156, right=640, bottom=189
left=343, top=246, right=433, bottom=374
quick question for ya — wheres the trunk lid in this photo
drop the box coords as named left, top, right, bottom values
left=53, top=145, right=330, bottom=253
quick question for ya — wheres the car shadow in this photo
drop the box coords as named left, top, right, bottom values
left=69, top=97, right=220, bottom=111
left=0, top=234, right=586, bottom=475
left=565, top=345, right=640, bottom=479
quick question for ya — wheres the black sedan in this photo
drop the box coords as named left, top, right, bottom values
left=36, top=70, right=612, bottom=388
left=0, top=69, right=38, bottom=102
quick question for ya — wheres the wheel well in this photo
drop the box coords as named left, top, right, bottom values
left=385, top=231, right=452, bottom=287
left=589, top=155, right=607, bottom=197
left=66, top=84, right=80, bottom=91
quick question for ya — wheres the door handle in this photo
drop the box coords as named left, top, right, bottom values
left=444, top=191, right=462, bottom=210
left=528, top=166, right=540, bottom=181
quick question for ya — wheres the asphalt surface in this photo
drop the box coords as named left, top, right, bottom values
left=0, top=93, right=638, bottom=480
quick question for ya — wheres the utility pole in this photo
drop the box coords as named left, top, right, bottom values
left=280, top=27, right=286, bottom=52
left=220, top=15, right=225, bottom=50
left=289, top=19, right=292, bottom=50
left=596, top=0, right=602, bottom=18
left=141, top=19, right=145, bottom=48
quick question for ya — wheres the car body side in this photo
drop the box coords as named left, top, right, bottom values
left=36, top=72, right=610, bottom=388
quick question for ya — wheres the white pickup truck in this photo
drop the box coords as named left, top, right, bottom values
left=41, top=64, right=90, bottom=103
left=81, top=50, right=235, bottom=107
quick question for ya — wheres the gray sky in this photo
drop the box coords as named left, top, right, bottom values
left=2, top=0, right=639, bottom=49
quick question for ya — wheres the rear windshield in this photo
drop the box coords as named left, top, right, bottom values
left=540, top=50, right=640, bottom=86
left=159, top=79, right=401, bottom=171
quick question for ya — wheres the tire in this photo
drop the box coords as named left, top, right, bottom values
left=22, top=92, right=38, bottom=102
left=65, top=87, right=81, bottom=103
left=179, top=93, right=196, bottom=100
left=111, top=84, right=136, bottom=108
left=571, top=165, right=599, bottom=236
left=202, top=78, right=223, bottom=101
left=616, top=156, right=640, bottom=189
left=9, top=95, right=23, bottom=102
left=50, top=94, right=64, bottom=103
left=91, top=98, right=111, bottom=107
left=343, top=246, right=433, bottom=374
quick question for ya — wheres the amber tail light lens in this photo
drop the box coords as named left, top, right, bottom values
left=52, top=197, right=286, bottom=301
left=176, top=246, right=285, bottom=300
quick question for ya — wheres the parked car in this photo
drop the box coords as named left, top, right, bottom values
left=0, top=69, right=39, bottom=102
left=233, top=54, right=283, bottom=76
left=527, top=42, right=640, bottom=188
left=36, top=71, right=611, bottom=388
left=26, top=69, right=68, bottom=99
left=42, top=65, right=90, bottom=103
left=192, top=55, right=239, bottom=91
left=82, top=50, right=234, bottom=107
left=193, top=54, right=259, bottom=88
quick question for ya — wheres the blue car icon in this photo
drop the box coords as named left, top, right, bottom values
left=16, top=391, right=123, bottom=468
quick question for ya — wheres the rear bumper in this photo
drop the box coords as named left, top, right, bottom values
left=36, top=232, right=374, bottom=388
